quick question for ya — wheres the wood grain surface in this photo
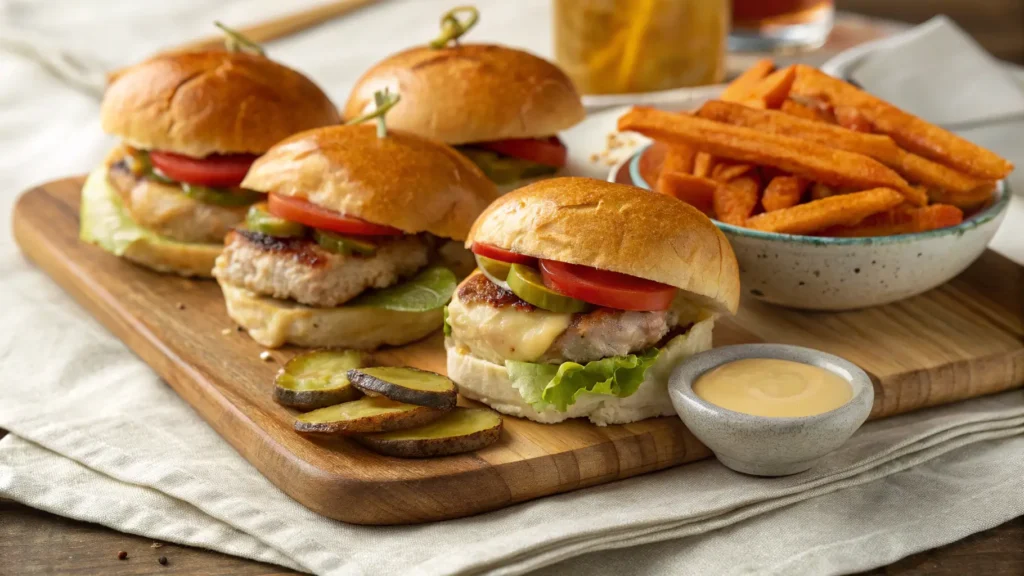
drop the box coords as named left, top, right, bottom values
left=12, top=176, right=1024, bottom=526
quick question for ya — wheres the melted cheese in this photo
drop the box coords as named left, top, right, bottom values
left=446, top=294, right=571, bottom=364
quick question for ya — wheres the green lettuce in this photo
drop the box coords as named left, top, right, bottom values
left=442, top=306, right=452, bottom=336
left=506, top=349, right=660, bottom=412
left=80, top=167, right=213, bottom=254
left=348, top=266, right=456, bottom=312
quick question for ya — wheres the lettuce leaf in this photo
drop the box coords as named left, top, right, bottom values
left=442, top=305, right=452, bottom=336
left=506, top=348, right=660, bottom=412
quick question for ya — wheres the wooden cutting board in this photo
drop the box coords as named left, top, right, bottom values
left=13, top=177, right=1024, bottom=525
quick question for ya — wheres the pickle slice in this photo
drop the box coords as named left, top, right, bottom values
left=313, top=230, right=377, bottom=256
left=181, top=183, right=263, bottom=207
left=356, top=407, right=502, bottom=458
left=348, top=367, right=457, bottom=410
left=246, top=202, right=307, bottom=238
left=294, top=396, right=445, bottom=435
left=274, top=350, right=366, bottom=410
left=507, top=264, right=590, bottom=313
left=475, top=254, right=511, bottom=290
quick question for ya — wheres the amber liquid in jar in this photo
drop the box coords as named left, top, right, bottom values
left=730, top=0, right=834, bottom=51
left=553, top=0, right=729, bottom=95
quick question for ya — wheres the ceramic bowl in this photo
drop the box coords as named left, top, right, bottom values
left=668, top=344, right=874, bottom=476
left=623, top=146, right=1010, bottom=311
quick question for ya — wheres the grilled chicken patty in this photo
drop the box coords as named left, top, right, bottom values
left=214, top=230, right=430, bottom=307
left=108, top=159, right=248, bottom=244
left=446, top=273, right=682, bottom=365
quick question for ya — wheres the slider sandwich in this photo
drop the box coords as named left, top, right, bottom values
left=82, top=24, right=341, bottom=277
left=343, top=7, right=584, bottom=190
left=214, top=91, right=499, bottom=349
left=446, top=178, right=740, bottom=425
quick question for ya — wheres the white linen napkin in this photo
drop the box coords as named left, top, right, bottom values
left=1, top=4, right=1022, bottom=574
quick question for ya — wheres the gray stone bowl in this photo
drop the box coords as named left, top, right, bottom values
left=668, top=344, right=874, bottom=476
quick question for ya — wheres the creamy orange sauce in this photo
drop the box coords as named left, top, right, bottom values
left=693, top=358, right=852, bottom=417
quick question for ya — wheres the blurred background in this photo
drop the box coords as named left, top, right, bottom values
left=840, top=0, right=1024, bottom=63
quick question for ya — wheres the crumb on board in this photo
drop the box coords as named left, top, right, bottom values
left=151, top=542, right=164, bottom=548
left=221, top=328, right=232, bottom=335
left=175, top=303, right=185, bottom=311
left=259, top=351, right=273, bottom=362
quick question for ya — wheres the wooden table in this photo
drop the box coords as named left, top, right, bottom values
left=3, top=9, right=1023, bottom=576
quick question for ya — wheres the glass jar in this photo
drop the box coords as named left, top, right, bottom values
left=553, top=0, right=729, bottom=95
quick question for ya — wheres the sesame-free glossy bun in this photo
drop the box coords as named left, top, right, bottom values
left=101, top=51, right=341, bottom=157
left=466, top=177, right=741, bottom=314
left=343, top=44, right=585, bottom=145
left=240, top=124, right=499, bottom=241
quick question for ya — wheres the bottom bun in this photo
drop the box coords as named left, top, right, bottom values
left=446, top=316, right=715, bottom=426
left=219, top=281, right=443, bottom=349
left=80, top=164, right=221, bottom=278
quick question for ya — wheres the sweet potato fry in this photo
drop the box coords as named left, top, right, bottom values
left=693, top=152, right=716, bottom=178
left=791, top=65, right=1014, bottom=180
left=833, top=106, right=874, bottom=133
left=745, top=187, right=903, bottom=234
left=695, top=101, right=931, bottom=205
left=762, top=176, right=809, bottom=212
left=713, top=175, right=761, bottom=225
left=740, top=66, right=796, bottom=109
left=927, top=181, right=997, bottom=211
left=638, top=141, right=669, bottom=186
left=618, top=107, right=915, bottom=196
left=721, top=59, right=775, bottom=102
left=821, top=204, right=964, bottom=237
left=809, top=183, right=835, bottom=200
left=711, top=162, right=753, bottom=182
left=780, top=99, right=830, bottom=122
left=697, top=100, right=904, bottom=165
left=661, top=143, right=696, bottom=176
left=657, top=172, right=717, bottom=215
left=900, top=153, right=988, bottom=196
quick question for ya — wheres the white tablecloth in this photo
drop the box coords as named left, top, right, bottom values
left=1, top=2, right=1022, bottom=575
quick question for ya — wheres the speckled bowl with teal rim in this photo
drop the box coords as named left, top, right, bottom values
left=623, top=145, right=1010, bottom=310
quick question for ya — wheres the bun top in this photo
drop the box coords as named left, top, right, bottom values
left=467, top=177, right=740, bottom=314
left=241, top=124, right=499, bottom=241
left=101, top=51, right=341, bottom=158
left=343, top=44, right=585, bottom=145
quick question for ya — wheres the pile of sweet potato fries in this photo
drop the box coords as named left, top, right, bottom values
left=618, top=60, right=1014, bottom=236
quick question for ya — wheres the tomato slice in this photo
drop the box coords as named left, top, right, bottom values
left=149, top=151, right=257, bottom=187
left=476, top=137, right=568, bottom=168
left=471, top=243, right=537, bottom=265
left=539, top=260, right=676, bottom=311
left=267, top=194, right=404, bottom=236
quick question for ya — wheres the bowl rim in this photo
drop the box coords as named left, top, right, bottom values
left=668, top=343, right=874, bottom=427
left=625, top=143, right=1011, bottom=246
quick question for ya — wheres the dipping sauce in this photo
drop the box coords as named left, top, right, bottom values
left=693, top=358, right=852, bottom=418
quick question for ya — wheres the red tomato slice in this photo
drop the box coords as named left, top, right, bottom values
left=471, top=243, right=537, bottom=265
left=267, top=194, right=404, bottom=236
left=149, top=151, right=257, bottom=187
left=476, top=137, right=568, bottom=168
left=539, top=260, right=676, bottom=311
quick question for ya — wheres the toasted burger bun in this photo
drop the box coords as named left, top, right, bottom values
left=343, top=44, right=585, bottom=145
left=101, top=51, right=340, bottom=158
left=467, top=177, right=741, bottom=314
left=219, top=281, right=442, bottom=349
left=241, top=124, right=499, bottom=240
left=445, top=315, right=715, bottom=426
left=80, top=165, right=220, bottom=278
